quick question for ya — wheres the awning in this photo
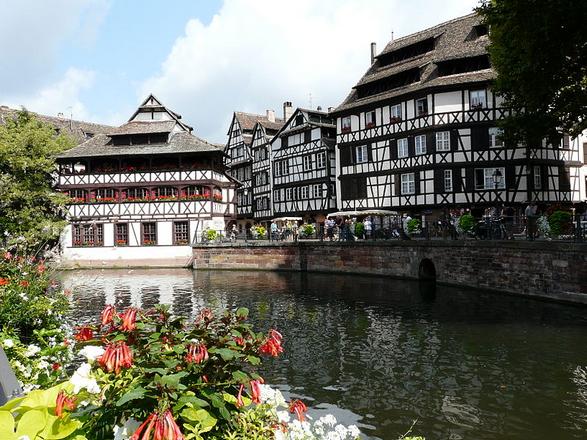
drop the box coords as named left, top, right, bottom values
left=272, top=217, right=303, bottom=222
left=326, top=209, right=399, bottom=218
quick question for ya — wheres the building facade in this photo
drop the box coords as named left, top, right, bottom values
left=56, top=95, right=237, bottom=265
left=333, top=13, right=584, bottom=216
left=224, top=109, right=285, bottom=231
left=271, top=108, right=337, bottom=223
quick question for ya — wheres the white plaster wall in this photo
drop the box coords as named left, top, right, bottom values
left=60, top=245, right=193, bottom=268
left=158, top=222, right=173, bottom=245
left=129, top=223, right=141, bottom=246
left=434, top=91, right=462, bottom=113
left=104, top=223, right=114, bottom=247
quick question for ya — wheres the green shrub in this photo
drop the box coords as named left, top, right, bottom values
left=407, top=219, right=421, bottom=233
left=203, top=228, right=218, bottom=242
left=458, top=214, right=475, bottom=233
left=251, top=225, right=267, bottom=239
left=354, top=222, right=364, bottom=238
left=301, top=224, right=315, bottom=237
left=548, top=210, right=572, bottom=236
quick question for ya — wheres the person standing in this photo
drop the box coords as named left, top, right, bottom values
left=525, top=202, right=537, bottom=240
left=270, top=221, right=278, bottom=241
left=364, top=217, right=372, bottom=240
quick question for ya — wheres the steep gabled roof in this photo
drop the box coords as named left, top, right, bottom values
left=335, top=12, right=493, bottom=113
left=272, top=107, right=335, bottom=140
left=0, top=105, right=113, bottom=143
left=127, top=94, right=193, bottom=132
left=233, top=111, right=284, bottom=133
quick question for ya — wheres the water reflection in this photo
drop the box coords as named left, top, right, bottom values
left=60, top=269, right=587, bottom=440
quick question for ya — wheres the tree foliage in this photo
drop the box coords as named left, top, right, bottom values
left=478, top=0, right=587, bottom=145
left=0, top=110, right=74, bottom=252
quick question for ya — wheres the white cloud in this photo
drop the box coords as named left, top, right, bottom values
left=141, top=0, right=479, bottom=143
left=7, top=68, right=96, bottom=121
left=0, top=0, right=109, bottom=110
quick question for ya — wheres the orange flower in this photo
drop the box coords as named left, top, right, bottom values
left=74, top=326, right=94, bottom=342
left=131, top=410, right=184, bottom=440
left=185, top=343, right=209, bottom=364
left=100, top=304, right=116, bottom=326
left=98, top=341, right=133, bottom=374
left=289, top=399, right=308, bottom=422
left=19, top=280, right=29, bottom=288
left=120, top=307, right=138, bottom=332
left=55, top=390, right=76, bottom=418
left=249, top=379, right=262, bottom=404
left=259, top=328, right=284, bottom=357
left=0, top=278, right=9, bottom=286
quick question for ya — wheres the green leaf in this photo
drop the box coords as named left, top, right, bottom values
left=45, top=415, right=83, bottom=439
left=15, top=408, right=47, bottom=438
left=0, top=411, right=16, bottom=439
left=209, top=348, right=236, bottom=361
left=154, top=371, right=188, bottom=389
left=116, top=386, right=146, bottom=406
left=231, top=370, right=250, bottom=383
left=247, top=355, right=261, bottom=365
left=175, top=395, right=209, bottom=410
left=235, top=307, right=249, bottom=319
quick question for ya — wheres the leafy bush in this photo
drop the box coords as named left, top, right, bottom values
left=300, top=224, right=315, bottom=237
left=0, top=252, right=72, bottom=390
left=548, top=210, right=572, bottom=236
left=407, top=219, right=421, bottom=233
left=251, top=225, right=267, bottom=239
left=354, top=222, right=364, bottom=238
left=202, top=228, right=218, bottom=242
left=458, top=214, right=475, bottom=234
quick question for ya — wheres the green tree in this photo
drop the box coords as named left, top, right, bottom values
left=478, top=0, right=587, bottom=145
left=0, top=110, right=74, bottom=252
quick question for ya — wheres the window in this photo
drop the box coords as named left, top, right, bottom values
left=401, top=173, right=415, bottom=195
left=303, top=155, right=313, bottom=171
left=67, top=189, right=87, bottom=203
left=294, top=114, right=305, bottom=126
left=397, top=138, right=409, bottom=158
left=390, top=104, right=402, bottom=121
left=416, top=98, right=428, bottom=116
left=274, top=189, right=281, bottom=202
left=154, top=187, right=178, bottom=199
left=173, top=221, right=189, bottom=245
left=534, top=166, right=542, bottom=190
left=436, top=131, right=450, bottom=152
left=470, top=89, right=487, bottom=109
left=341, top=116, right=352, bottom=133
left=142, top=222, right=157, bottom=246
left=289, top=133, right=303, bottom=146
left=475, top=167, right=506, bottom=190
left=183, top=186, right=204, bottom=198
left=444, top=170, right=453, bottom=192
left=115, top=223, right=128, bottom=246
left=313, top=184, right=323, bottom=198
left=235, top=145, right=244, bottom=158
left=94, top=188, right=117, bottom=202
left=274, top=162, right=281, bottom=177
left=341, top=177, right=367, bottom=200
left=316, top=152, right=326, bottom=169
left=124, top=188, right=150, bottom=201
left=489, top=127, right=503, bottom=147
left=301, top=186, right=309, bottom=199
left=415, top=135, right=426, bottom=155
left=356, top=145, right=368, bottom=163
left=285, top=188, right=292, bottom=201
left=365, top=110, right=376, bottom=128
left=72, top=224, right=103, bottom=247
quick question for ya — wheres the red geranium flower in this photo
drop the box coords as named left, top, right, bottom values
left=52, top=363, right=61, bottom=371
left=98, top=341, right=133, bottom=374
left=100, top=304, right=116, bottom=326
left=55, top=390, right=76, bottom=418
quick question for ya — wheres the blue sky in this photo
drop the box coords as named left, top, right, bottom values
left=1, top=0, right=479, bottom=142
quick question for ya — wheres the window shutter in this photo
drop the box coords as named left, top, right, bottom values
left=471, top=127, right=488, bottom=150
left=367, top=143, right=373, bottom=161
left=408, top=136, right=415, bottom=156
left=505, top=165, right=514, bottom=189
left=414, top=171, right=421, bottom=195
left=340, top=146, right=351, bottom=166
left=563, top=135, right=570, bottom=149
left=427, top=133, right=435, bottom=153
left=395, top=174, right=401, bottom=195
left=470, top=169, right=479, bottom=190
left=542, top=165, right=549, bottom=190
left=350, top=146, right=357, bottom=164
left=390, top=139, right=398, bottom=160
left=304, top=130, right=311, bottom=143
left=358, top=177, right=367, bottom=198
left=282, top=136, right=288, bottom=148
left=434, top=169, right=443, bottom=192
left=450, top=129, right=458, bottom=151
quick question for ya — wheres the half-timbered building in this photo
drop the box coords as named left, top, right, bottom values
left=333, top=13, right=584, bottom=215
left=250, top=119, right=284, bottom=226
left=271, top=108, right=337, bottom=222
left=56, top=95, right=237, bottom=265
left=224, top=109, right=284, bottom=230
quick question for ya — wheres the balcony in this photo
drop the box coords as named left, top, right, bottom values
left=58, top=169, right=230, bottom=187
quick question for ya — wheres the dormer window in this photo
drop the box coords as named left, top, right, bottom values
left=365, top=111, right=376, bottom=128
left=470, top=90, right=487, bottom=109
left=416, top=98, right=428, bottom=117
left=341, top=116, right=352, bottom=133
left=295, top=114, right=304, bottom=126
left=474, top=24, right=488, bottom=37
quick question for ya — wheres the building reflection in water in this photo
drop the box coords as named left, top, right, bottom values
left=59, top=269, right=587, bottom=440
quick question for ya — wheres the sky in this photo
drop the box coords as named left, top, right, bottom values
left=0, top=0, right=479, bottom=143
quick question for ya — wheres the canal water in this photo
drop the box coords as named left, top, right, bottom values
left=60, top=269, right=587, bottom=440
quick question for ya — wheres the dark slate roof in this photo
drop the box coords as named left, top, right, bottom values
left=108, top=120, right=176, bottom=136
left=57, top=131, right=223, bottom=159
left=336, top=13, right=493, bottom=112
left=234, top=111, right=284, bottom=132
left=0, top=105, right=113, bottom=143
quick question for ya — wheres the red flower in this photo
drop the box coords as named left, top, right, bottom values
left=98, top=341, right=133, bottom=374
left=195, top=308, right=213, bottom=325
left=233, top=336, right=245, bottom=347
left=55, top=390, right=76, bottom=418
left=289, top=399, right=308, bottom=422
left=131, top=410, right=184, bottom=440
left=100, top=304, right=116, bottom=326
left=52, top=363, right=61, bottom=371
left=74, top=326, right=94, bottom=342
left=236, top=384, right=245, bottom=408
left=0, top=278, right=9, bottom=286
left=250, top=379, right=262, bottom=404
left=259, top=329, right=284, bottom=357
left=37, top=264, right=46, bottom=274
left=120, top=307, right=138, bottom=332
left=19, top=280, right=30, bottom=288
left=3, top=252, right=12, bottom=260
left=185, top=343, right=209, bottom=364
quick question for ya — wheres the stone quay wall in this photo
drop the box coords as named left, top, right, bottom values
left=192, top=241, right=587, bottom=305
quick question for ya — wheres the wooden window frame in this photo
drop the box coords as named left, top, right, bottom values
left=398, top=138, right=409, bottom=158
left=415, top=98, right=428, bottom=116
left=356, top=145, right=368, bottom=163
left=341, top=116, right=352, bottom=133
left=365, top=110, right=376, bottom=128
left=72, top=223, right=103, bottom=247
left=390, top=104, right=402, bottom=122
left=141, top=222, right=157, bottom=246
left=436, top=131, right=450, bottom=151
left=173, top=221, right=190, bottom=246
left=401, top=173, right=415, bottom=195
left=415, top=135, right=427, bottom=155
left=115, top=223, right=129, bottom=246
left=444, top=170, right=453, bottom=192
left=470, top=89, right=487, bottom=110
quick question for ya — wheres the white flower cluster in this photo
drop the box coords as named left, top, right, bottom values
left=259, top=385, right=361, bottom=440
left=70, top=362, right=101, bottom=394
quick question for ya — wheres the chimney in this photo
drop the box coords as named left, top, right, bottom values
left=328, top=107, right=335, bottom=113
left=370, top=42, right=377, bottom=65
left=283, top=101, right=293, bottom=121
left=266, top=109, right=275, bottom=122
left=317, top=106, right=322, bottom=111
